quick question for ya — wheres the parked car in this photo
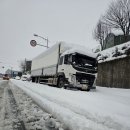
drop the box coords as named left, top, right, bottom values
left=21, top=74, right=31, bottom=81
left=21, top=75, right=28, bottom=81
left=3, top=74, right=10, bottom=80
left=15, top=76, right=21, bottom=80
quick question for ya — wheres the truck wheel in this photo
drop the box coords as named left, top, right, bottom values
left=32, top=77, right=35, bottom=82
left=86, top=88, right=90, bottom=91
left=80, top=88, right=90, bottom=91
left=58, top=77, right=64, bottom=88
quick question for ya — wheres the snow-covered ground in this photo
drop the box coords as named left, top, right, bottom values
left=9, top=79, right=130, bottom=130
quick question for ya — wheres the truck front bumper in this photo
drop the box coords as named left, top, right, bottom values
left=69, top=72, right=96, bottom=90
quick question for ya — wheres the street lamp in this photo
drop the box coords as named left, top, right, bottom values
left=33, top=33, right=49, bottom=48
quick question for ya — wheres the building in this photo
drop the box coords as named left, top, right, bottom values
left=26, top=60, right=32, bottom=73
left=5, top=69, right=22, bottom=78
left=0, top=73, right=3, bottom=78
left=103, top=33, right=130, bottom=50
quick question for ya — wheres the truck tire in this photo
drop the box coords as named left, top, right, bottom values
left=86, top=88, right=90, bottom=91
left=57, top=77, right=64, bottom=88
left=32, top=77, right=35, bottom=82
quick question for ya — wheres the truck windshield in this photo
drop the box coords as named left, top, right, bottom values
left=72, top=53, right=97, bottom=69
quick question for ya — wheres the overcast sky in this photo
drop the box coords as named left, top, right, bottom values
left=0, top=0, right=112, bottom=73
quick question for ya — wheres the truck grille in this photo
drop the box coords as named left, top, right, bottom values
left=76, top=72, right=95, bottom=87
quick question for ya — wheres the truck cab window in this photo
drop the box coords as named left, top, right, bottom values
left=59, top=56, right=63, bottom=65
left=68, top=55, right=72, bottom=63
left=64, top=54, right=72, bottom=64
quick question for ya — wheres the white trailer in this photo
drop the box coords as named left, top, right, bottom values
left=31, top=42, right=97, bottom=91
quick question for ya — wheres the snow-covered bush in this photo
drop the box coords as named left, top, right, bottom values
left=97, top=41, right=130, bottom=63
left=121, top=45, right=127, bottom=50
left=97, top=53, right=109, bottom=61
left=112, top=47, right=123, bottom=57
left=124, top=46, right=130, bottom=56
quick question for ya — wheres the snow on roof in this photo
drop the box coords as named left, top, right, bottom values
left=60, top=42, right=97, bottom=58
left=61, top=47, right=97, bottom=58
left=33, top=42, right=59, bottom=60
left=33, top=41, right=97, bottom=60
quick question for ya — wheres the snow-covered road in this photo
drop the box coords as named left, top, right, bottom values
left=0, top=80, right=65, bottom=130
left=10, top=79, right=130, bottom=130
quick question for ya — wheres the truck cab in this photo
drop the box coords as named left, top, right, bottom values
left=58, top=52, right=97, bottom=91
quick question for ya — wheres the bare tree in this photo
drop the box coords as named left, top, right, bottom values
left=93, top=19, right=110, bottom=50
left=19, top=60, right=26, bottom=74
left=19, top=59, right=32, bottom=74
left=103, top=0, right=130, bottom=40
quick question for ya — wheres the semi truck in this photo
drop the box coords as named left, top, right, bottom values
left=31, top=42, right=97, bottom=91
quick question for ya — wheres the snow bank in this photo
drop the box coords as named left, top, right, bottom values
left=10, top=80, right=130, bottom=130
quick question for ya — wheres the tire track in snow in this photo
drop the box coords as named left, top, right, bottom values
left=0, top=81, right=26, bottom=130
left=6, top=86, right=26, bottom=130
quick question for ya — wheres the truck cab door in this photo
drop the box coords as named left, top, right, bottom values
left=58, top=55, right=75, bottom=80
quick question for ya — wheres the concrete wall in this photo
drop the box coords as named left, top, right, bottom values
left=96, top=56, right=130, bottom=88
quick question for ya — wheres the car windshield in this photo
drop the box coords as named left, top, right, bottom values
left=72, top=53, right=97, bottom=69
